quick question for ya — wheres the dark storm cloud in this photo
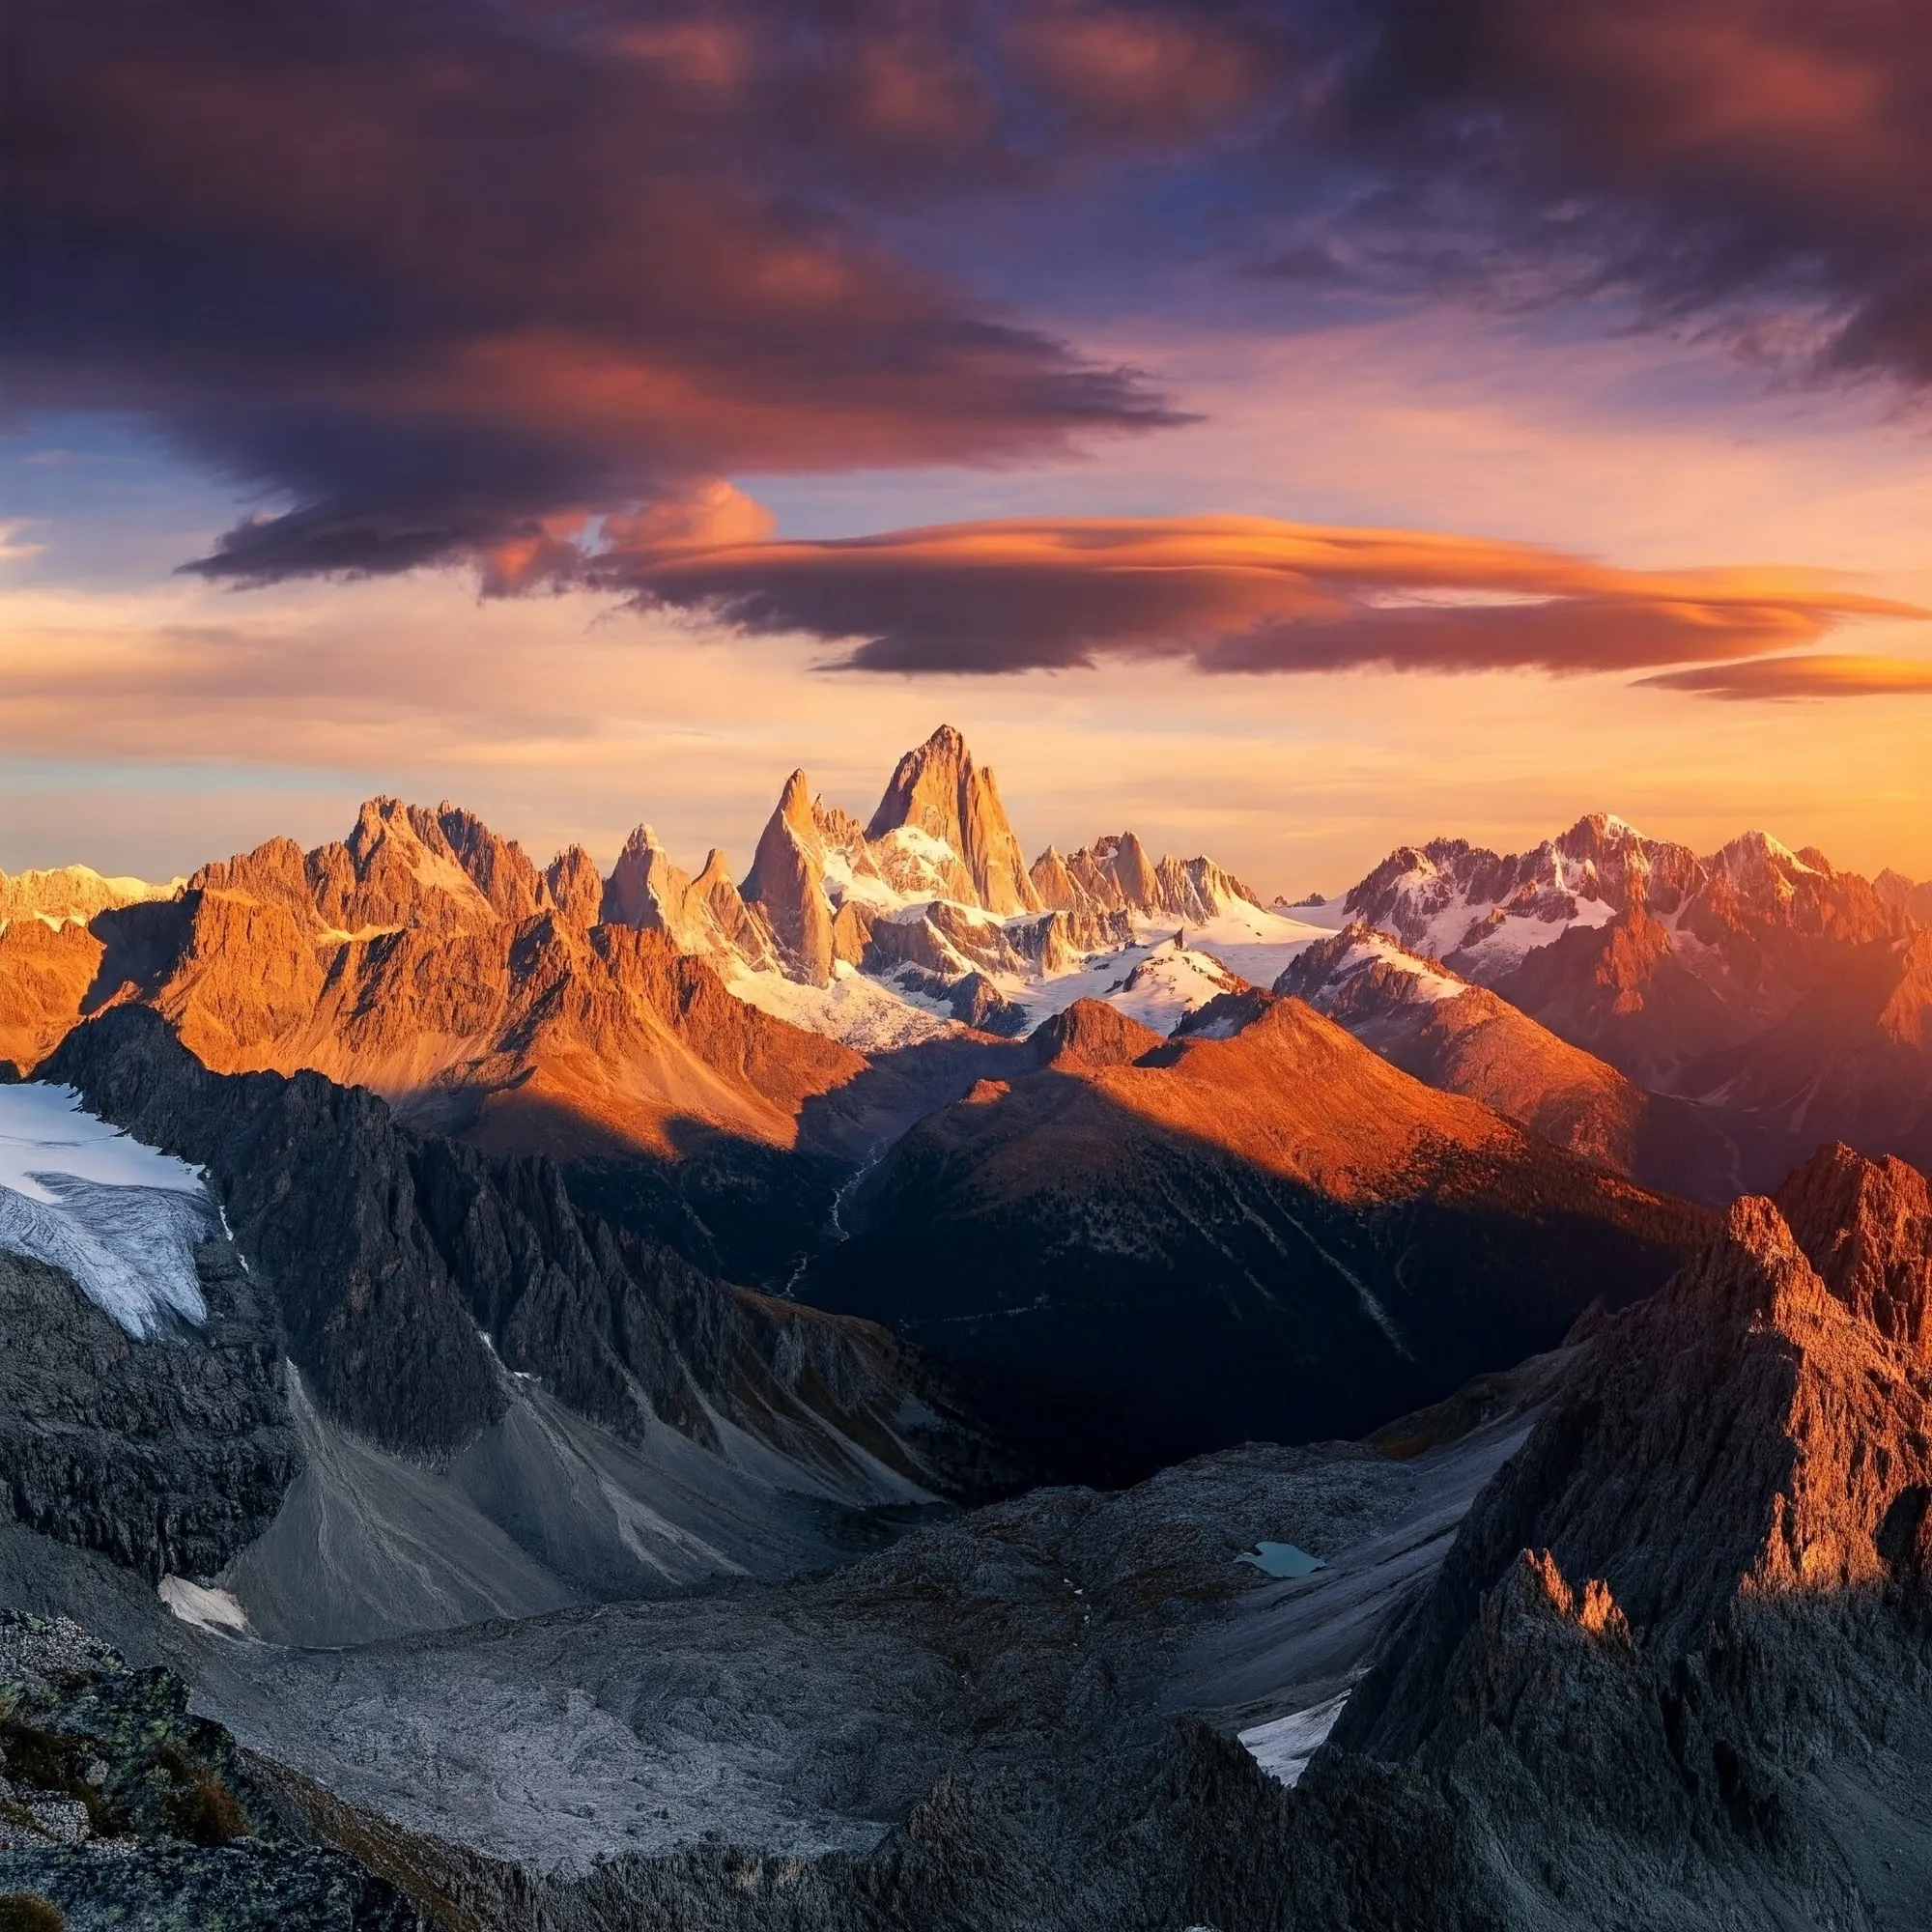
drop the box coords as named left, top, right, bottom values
left=6, top=2, right=1276, bottom=581
left=9, top=1, right=1932, bottom=599
left=1304, top=0, right=1932, bottom=386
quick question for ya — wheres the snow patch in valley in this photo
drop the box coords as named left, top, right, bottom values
left=1137, top=902, right=1330, bottom=991
left=0, top=1083, right=216, bottom=1337
left=0, top=1082, right=209, bottom=1202
left=724, top=958, right=960, bottom=1051
left=158, top=1576, right=255, bottom=1639
left=1238, top=1691, right=1350, bottom=1787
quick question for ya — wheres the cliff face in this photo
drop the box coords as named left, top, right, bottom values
left=744, top=771, right=838, bottom=985
left=866, top=724, right=1040, bottom=916
left=41, top=1008, right=971, bottom=1495
left=0, top=1234, right=298, bottom=1583
left=1279, top=1143, right=1932, bottom=1928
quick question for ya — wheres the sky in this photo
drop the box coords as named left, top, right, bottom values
left=6, top=0, right=1932, bottom=895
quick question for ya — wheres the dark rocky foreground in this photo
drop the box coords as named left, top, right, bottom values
left=158, top=1146, right=1932, bottom=1929
left=0, top=1611, right=419, bottom=1931
left=4, top=1004, right=1932, bottom=1927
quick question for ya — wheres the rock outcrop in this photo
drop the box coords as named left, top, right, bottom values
left=0, top=1611, right=421, bottom=1928
left=1284, top=1144, right=1932, bottom=1927
left=865, top=725, right=1040, bottom=915
left=744, top=771, right=838, bottom=985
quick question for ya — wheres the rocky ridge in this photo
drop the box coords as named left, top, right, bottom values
left=1, top=1009, right=999, bottom=1647
left=808, top=994, right=1709, bottom=1480
left=1264, top=1141, right=1932, bottom=1926
left=1275, top=922, right=1749, bottom=1201
left=1331, top=811, right=1910, bottom=1081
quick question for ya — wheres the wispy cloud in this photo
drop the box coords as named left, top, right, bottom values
left=0, top=523, right=46, bottom=565
left=1637, top=653, right=1932, bottom=699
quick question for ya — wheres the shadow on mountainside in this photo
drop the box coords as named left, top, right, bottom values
left=800, top=1065, right=1713, bottom=1489
left=563, top=1032, right=1035, bottom=1292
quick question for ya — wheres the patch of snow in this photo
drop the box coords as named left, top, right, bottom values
left=158, top=1576, right=255, bottom=1639
left=1307, top=929, right=1463, bottom=1005
left=1280, top=893, right=1353, bottom=932
left=1239, top=1691, right=1350, bottom=1788
left=724, top=959, right=959, bottom=1052
left=1137, top=902, right=1332, bottom=991
left=1442, top=893, right=1617, bottom=978
left=0, top=1083, right=217, bottom=1336
left=0, top=1083, right=209, bottom=1202
left=1105, top=943, right=1247, bottom=1034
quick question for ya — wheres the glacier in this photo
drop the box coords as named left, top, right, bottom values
left=0, top=1081, right=217, bottom=1337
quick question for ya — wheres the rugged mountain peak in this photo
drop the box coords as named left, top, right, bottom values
left=1104, top=831, right=1161, bottom=908
left=1029, top=844, right=1081, bottom=912
left=866, top=725, right=1041, bottom=915
left=1275, top=921, right=1466, bottom=1015
left=544, top=842, right=603, bottom=925
left=187, top=835, right=321, bottom=924
left=1339, top=1149, right=1932, bottom=1771
left=1775, top=1141, right=1932, bottom=1361
left=601, top=823, right=677, bottom=928
left=1875, top=866, right=1932, bottom=923
left=311, top=796, right=511, bottom=936
left=744, top=771, right=836, bottom=985
left=1709, top=826, right=1815, bottom=883
left=1044, top=834, right=1263, bottom=925
left=426, top=800, right=551, bottom=921
left=0, top=863, right=175, bottom=928
left=1029, top=997, right=1163, bottom=1070
left=604, top=828, right=779, bottom=975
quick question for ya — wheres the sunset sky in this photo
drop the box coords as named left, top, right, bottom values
left=7, top=0, right=1931, bottom=894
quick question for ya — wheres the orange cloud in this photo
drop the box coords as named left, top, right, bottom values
left=605, top=512, right=1922, bottom=678
left=1637, top=653, right=1932, bottom=699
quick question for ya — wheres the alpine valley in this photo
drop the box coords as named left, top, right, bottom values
left=3, top=725, right=1931, bottom=1931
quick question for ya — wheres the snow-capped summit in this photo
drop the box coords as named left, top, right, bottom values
left=0, top=864, right=178, bottom=931
left=1332, top=812, right=1908, bottom=1091
left=864, top=724, right=1040, bottom=916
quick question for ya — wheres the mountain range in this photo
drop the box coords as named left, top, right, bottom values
left=2, top=726, right=1931, bottom=1928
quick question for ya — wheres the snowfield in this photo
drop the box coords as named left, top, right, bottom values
left=0, top=1081, right=216, bottom=1337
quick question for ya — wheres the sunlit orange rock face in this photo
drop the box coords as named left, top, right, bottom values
left=2, top=797, right=861, bottom=1159
left=1275, top=923, right=1742, bottom=1202
left=0, top=918, right=108, bottom=1074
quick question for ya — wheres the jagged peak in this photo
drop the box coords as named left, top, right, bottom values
left=1709, top=826, right=1815, bottom=877
left=1029, top=997, right=1163, bottom=1070
left=693, top=847, right=735, bottom=890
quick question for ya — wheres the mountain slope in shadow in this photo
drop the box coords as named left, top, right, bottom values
left=806, top=997, right=1711, bottom=1482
